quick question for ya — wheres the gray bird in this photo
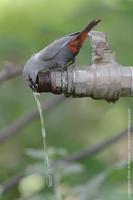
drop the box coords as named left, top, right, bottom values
left=23, top=19, right=101, bottom=91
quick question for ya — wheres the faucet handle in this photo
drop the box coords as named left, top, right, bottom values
left=89, top=31, right=112, bottom=63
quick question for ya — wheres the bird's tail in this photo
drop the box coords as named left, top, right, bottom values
left=67, top=19, right=101, bottom=54
left=81, top=19, right=101, bottom=34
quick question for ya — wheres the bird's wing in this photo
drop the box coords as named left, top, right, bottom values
left=37, top=32, right=79, bottom=61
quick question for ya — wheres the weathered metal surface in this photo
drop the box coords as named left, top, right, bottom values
left=36, top=31, right=133, bottom=103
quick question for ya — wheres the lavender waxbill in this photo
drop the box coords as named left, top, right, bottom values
left=23, top=19, right=101, bottom=91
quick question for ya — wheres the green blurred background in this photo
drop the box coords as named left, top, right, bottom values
left=0, top=0, right=133, bottom=199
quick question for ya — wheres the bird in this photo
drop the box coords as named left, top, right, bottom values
left=23, top=19, right=101, bottom=91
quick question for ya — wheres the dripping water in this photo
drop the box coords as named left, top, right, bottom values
left=33, top=92, right=53, bottom=187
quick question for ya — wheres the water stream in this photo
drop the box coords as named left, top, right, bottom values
left=33, top=92, right=53, bottom=187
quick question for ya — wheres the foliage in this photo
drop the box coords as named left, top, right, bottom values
left=15, top=148, right=133, bottom=199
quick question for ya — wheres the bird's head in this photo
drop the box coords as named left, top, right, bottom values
left=23, top=55, right=39, bottom=91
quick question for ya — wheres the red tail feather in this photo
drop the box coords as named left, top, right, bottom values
left=68, top=19, right=101, bottom=54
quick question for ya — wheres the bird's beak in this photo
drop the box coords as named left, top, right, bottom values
left=28, top=78, right=38, bottom=92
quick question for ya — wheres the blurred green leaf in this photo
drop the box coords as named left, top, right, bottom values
left=25, top=147, right=68, bottom=160
left=69, top=161, right=133, bottom=200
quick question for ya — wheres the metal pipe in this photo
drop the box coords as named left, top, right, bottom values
left=36, top=31, right=133, bottom=103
